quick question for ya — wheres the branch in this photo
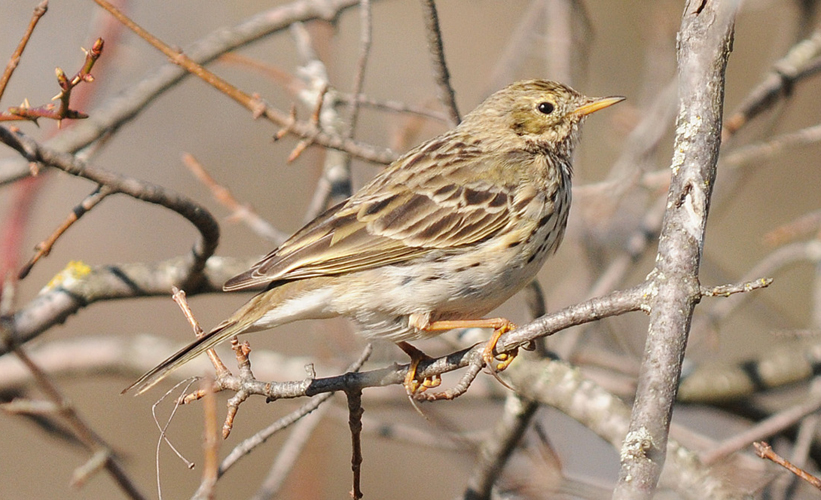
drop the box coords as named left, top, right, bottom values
left=505, top=358, right=750, bottom=499
left=0, top=0, right=49, bottom=101
left=0, top=331, right=147, bottom=499
left=418, top=0, right=460, bottom=125
left=723, top=29, right=821, bottom=139
left=463, top=394, right=538, bottom=499
left=612, top=2, right=738, bottom=498
left=0, top=126, right=219, bottom=290
left=187, top=284, right=651, bottom=402
left=91, top=0, right=395, bottom=165
left=0, top=0, right=391, bottom=186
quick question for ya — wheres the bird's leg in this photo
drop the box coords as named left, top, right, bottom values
left=397, top=341, right=441, bottom=396
left=422, top=318, right=519, bottom=373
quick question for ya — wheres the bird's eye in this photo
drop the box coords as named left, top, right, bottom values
left=537, top=102, right=555, bottom=115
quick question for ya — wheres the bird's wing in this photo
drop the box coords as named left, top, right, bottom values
left=223, top=170, right=513, bottom=291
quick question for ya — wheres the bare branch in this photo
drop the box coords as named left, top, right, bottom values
left=0, top=126, right=220, bottom=290
left=613, top=2, right=738, bottom=498
left=723, top=29, right=821, bottom=139
left=0, top=1, right=49, bottom=101
left=91, top=0, right=395, bottom=164
left=0, top=0, right=391, bottom=186
left=463, top=394, right=538, bottom=499
left=0, top=333, right=147, bottom=499
left=18, top=185, right=112, bottom=279
left=182, top=153, right=288, bottom=244
left=418, top=0, right=460, bottom=125
left=754, top=442, right=821, bottom=491
left=701, top=379, right=821, bottom=465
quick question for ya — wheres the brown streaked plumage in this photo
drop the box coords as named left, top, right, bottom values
left=125, top=80, right=623, bottom=395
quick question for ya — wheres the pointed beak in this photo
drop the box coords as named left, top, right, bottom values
left=573, top=96, right=625, bottom=118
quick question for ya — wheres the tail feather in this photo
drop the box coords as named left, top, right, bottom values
left=122, top=320, right=242, bottom=395
left=123, top=279, right=331, bottom=395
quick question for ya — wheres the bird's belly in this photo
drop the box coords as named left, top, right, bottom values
left=330, top=227, right=561, bottom=342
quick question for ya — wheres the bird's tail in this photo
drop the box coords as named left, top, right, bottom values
left=122, top=278, right=331, bottom=395
left=122, top=317, right=247, bottom=395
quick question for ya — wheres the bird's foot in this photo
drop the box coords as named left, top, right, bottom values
left=397, top=341, right=441, bottom=396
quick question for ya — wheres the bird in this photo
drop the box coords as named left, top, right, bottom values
left=124, top=80, right=623, bottom=395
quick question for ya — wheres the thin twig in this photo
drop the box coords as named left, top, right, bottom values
left=0, top=1, right=48, bottom=102
left=0, top=38, right=104, bottom=125
left=18, top=185, right=112, bottom=279
left=91, top=0, right=395, bottom=164
left=172, top=287, right=229, bottom=378
left=418, top=0, right=460, bottom=125
left=182, top=153, right=287, bottom=244
left=700, top=278, right=772, bottom=298
left=754, top=442, right=821, bottom=490
left=0, top=329, right=146, bottom=499
left=345, top=387, right=364, bottom=500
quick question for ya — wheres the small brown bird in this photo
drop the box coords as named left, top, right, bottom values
left=125, top=80, right=622, bottom=395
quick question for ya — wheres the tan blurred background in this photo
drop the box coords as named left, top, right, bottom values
left=2, top=0, right=821, bottom=498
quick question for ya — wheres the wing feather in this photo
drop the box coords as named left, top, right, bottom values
left=224, top=157, right=515, bottom=292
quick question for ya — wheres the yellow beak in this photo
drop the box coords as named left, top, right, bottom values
left=573, top=96, right=625, bottom=117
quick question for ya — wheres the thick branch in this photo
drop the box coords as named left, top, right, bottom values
left=612, top=2, right=737, bottom=498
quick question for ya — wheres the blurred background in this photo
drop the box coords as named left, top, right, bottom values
left=2, top=0, right=821, bottom=498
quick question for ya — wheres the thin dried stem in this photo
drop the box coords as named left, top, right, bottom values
left=0, top=1, right=48, bottom=102
left=418, top=0, right=460, bottom=125
left=0, top=333, right=146, bottom=499
left=701, top=379, right=821, bottom=465
left=754, top=442, right=821, bottom=490
left=91, top=0, right=395, bottom=164
left=182, top=153, right=287, bottom=244
left=18, top=185, right=112, bottom=279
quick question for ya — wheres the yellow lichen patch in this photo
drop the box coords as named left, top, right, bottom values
left=42, top=260, right=92, bottom=292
